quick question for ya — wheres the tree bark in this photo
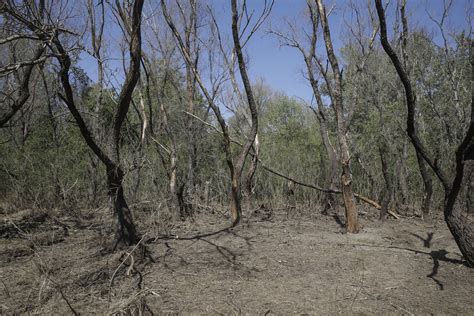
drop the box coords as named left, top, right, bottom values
left=444, top=126, right=474, bottom=267
left=107, top=165, right=138, bottom=247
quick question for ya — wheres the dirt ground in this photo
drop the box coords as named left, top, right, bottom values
left=1, top=205, right=473, bottom=315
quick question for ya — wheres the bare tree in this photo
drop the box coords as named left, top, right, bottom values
left=161, top=0, right=271, bottom=226
left=375, top=0, right=474, bottom=266
left=3, top=0, right=145, bottom=248
left=316, top=0, right=359, bottom=232
left=229, top=0, right=261, bottom=224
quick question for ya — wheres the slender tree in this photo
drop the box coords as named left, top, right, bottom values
left=316, top=0, right=359, bottom=232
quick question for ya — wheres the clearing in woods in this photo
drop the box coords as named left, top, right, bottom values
left=1, top=207, right=473, bottom=314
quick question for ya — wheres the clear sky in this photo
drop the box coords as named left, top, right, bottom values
left=78, top=0, right=472, bottom=103
left=241, top=0, right=472, bottom=102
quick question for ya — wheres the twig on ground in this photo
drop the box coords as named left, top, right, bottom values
left=390, top=302, right=414, bottom=315
left=58, top=288, right=79, bottom=315
left=388, top=210, right=400, bottom=219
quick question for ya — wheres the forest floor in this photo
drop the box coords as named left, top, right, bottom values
left=1, top=204, right=473, bottom=315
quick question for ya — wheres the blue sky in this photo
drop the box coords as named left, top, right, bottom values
left=242, top=0, right=472, bottom=102
left=78, top=0, right=472, bottom=103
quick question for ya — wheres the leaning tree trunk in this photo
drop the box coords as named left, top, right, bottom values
left=162, top=0, right=260, bottom=227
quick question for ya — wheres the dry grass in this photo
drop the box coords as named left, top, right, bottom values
left=1, top=204, right=473, bottom=314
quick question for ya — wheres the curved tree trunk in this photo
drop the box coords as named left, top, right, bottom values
left=444, top=147, right=474, bottom=267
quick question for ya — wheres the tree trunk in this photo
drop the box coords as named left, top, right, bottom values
left=88, top=153, right=100, bottom=206
left=416, top=151, right=433, bottom=218
left=341, top=162, right=359, bottom=232
left=230, top=0, right=260, bottom=226
left=379, top=142, right=394, bottom=221
left=246, top=134, right=260, bottom=196
left=107, top=165, right=138, bottom=248
left=467, top=169, right=473, bottom=214
left=444, top=160, right=474, bottom=267
left=230, top=175, right=241, bottom=226
left=318, top=114, right=338, bottom=215
left=185, top=66, right=198, bottom=198
left=169, top=154, right=187, bottom=219
left=445, top=209, right=474, bottom=267
left=398, top=139, right=409, bottom=206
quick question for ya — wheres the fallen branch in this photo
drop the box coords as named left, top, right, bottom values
left=184, top=111, right=385, bottom=211
left=387, top=210, right=400, bottom=219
